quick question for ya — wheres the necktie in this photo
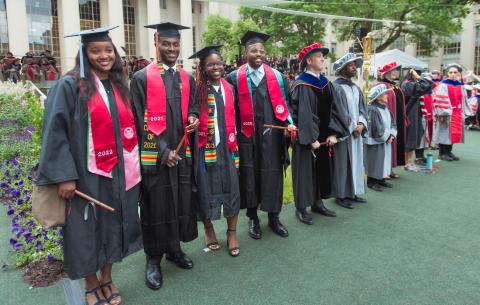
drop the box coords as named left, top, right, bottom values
left=251, top=69, right=260, bottom=86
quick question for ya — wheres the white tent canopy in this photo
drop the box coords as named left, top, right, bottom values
left=370, top=49, right=428, bottom=75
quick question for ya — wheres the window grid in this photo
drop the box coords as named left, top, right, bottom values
left=0, top=0, right=9, bottom=55
left=79, top=0, right=100, bottom=30
left=123, top=0, right=136, bottom=56
left=443, top=42, right=461, bottom=55
left=26, top=0, right=60, bottom=67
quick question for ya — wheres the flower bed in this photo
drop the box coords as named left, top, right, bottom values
left=0, top=81, right=64, bottom=286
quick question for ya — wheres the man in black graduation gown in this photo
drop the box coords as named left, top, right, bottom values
left=130, top=22, right=199, bottom=290
left=226, top=31, right=294, bottom=239
left=290, top=43, right=350, bottom=225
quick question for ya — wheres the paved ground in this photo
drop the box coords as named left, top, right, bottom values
left=1, top=131, right=480, bottom=305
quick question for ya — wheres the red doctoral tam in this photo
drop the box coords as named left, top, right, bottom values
left=298, top=43, right=329, bottom=63
left=378, top=61, right=400, bottom=75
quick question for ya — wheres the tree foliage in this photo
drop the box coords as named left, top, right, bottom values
left=238, top=0, right=470, bottom=54
left=201, top=15, right=261, bottom=63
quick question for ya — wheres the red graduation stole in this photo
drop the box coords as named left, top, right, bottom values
left=146, top=61, right=190, bottom=142
left=237, top=64, right=289, bottom=137
left=198, top=78, right=237, bottom=152
left=446, top=84, right=463, bottom=144
left=86, top=84, right=138, bottom=173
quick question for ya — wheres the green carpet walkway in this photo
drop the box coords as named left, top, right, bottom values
left=1, top=131, right=480, bottom=305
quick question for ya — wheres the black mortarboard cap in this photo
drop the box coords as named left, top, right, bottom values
left=240, top=31, right=270, bottom=46
left=65, top=26, right=118, bottom=78
left=188, top=45, right=223, bottom=61
left=145, top=22, right=189, bottom=39
left=65, top=26, right=117, bottom=43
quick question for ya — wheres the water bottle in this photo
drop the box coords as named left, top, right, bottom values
left=426, top=153, right=433, bottom=170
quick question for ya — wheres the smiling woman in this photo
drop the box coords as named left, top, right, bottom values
left=36, top=26, right=142, bottom=305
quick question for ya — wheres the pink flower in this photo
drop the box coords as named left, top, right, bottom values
left=21, top=100, right=27, bottom=107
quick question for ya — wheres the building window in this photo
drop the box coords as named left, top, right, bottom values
left=160, top=0, right=167, bottom=10
left=475, top=26, right=480, bottom=75
left=26, top=0, right=60, bottom=65
left=0, top=0, right=8, bottom=55
left=79, top=0, right=100, bottom=30
left=443, top=35, right=461, bottom=55
left=416, top=37, right=431, bottom=57
left=192, top=26, right=196, bottom=53
left=392, top=35, right=405, bottom=51
left=123, top=0, right=136, bottom=56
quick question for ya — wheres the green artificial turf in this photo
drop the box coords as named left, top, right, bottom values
left=1, top=131, right=480, bottom=305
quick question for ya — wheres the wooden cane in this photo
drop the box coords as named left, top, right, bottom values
left=264, top=124, right=298, bottom=131
left=75, top=190, right=115, bottom=213
left=175, top=134, right=187, bottom=155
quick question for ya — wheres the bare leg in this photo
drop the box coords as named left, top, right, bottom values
left=85, top=274, right=106, bottom=305
left=226, top=214, right=240, bottom=256
left=204, top=218, right=220, bottom=250
left=99, top=264, right=121, bottom=305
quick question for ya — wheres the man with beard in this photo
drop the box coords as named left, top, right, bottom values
left=331, top=53, right=368, bottom=208
left=290, top=43, right=350, bottom=224
left=226, top=31, right=296, bottom=238
left=130, top=22, right=200, bottom=290
left=374, top=61, right=405, bottom=180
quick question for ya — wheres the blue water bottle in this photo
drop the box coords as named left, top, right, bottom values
left=426, top=153, right=433, bottom=170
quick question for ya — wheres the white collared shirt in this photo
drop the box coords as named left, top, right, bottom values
left=211, top=83, right=225, bottom=146
left=247, top=63, right=265, bottom=81
left=163, top=64, right=177, bottom=73
left=306, top=70, right=321, bottom=79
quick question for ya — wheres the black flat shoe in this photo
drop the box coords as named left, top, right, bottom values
left=268, top=218, right=289, bottom=237
left=349, top=196, right=367, bottom=203
left=248, top=218, right=262, bottom=239
left=165, top=252, right=193, bottom=269
left=447, top=152, right=459, bottom=161
left=378, top=180, right=393, bottom=188
left=145, top=256, right=163, bottom=290
left=439, top=154, right=453, bottom=161
left=311, top=201, right=336, bottom=217
left=295, top=209, right=313, bottom=225
left=368, top=183, right=383, bottom=192
left=335, top=198, right=354, bottom=209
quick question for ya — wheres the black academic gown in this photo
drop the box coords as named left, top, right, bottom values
left=131, top=66, right=199, bottom=256
left=197, top=84, right=240, bottom=221
left=290, top=73, right=350, bottom=209
left=226, top=68, right=290, bottom=214
left=37, top=76, right=142, bottom=280
left=401, top=78, right=435, bottom=151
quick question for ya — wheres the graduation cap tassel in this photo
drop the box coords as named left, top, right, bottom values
left=155, top=32, right=160, bottom=62
left=79, top=42, right=85, bottom=78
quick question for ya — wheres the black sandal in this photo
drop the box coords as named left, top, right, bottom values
left=100, top=281, right=121, bottom=305
left=85, top=286, right=107, bottom=305
left=226, top=228, right=240, bottom=257
left=205, top=224, right=220, bottom=251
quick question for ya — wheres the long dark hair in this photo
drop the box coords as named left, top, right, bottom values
left=195, top=53, right=223, bottom=109
left=67, top=43, right=129, bottom=105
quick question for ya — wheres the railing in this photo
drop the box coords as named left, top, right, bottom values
left=26, top=80, right=47, bottom=107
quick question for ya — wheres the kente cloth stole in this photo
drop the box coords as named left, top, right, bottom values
left=141, top=62, right=191, bottom=170
left=236, top=64, right=290, bottom=138
left=198, top=79, right=239, bottom=169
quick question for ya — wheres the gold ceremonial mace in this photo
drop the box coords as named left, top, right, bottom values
left=361, top=32, right=374, bottom=103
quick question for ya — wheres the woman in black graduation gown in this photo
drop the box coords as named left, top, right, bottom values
left=190, top=46, right=241, bottom=257
left=37, top=27, right=142, bottom=305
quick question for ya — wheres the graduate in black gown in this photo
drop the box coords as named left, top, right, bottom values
left=130, top=22, right=200, bottom=290
left=226, top=31, right=296, bottom=239
left=37, top=26, right=142, bottom=305
left=190, top=46, right=241, bottom=257
left=290, top=43, right=350, bottom=225
left=401, top=69, right=435, bottom=171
